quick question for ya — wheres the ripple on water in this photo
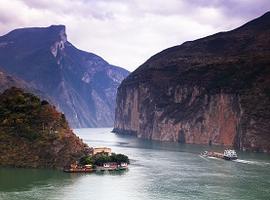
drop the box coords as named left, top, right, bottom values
left=1, top=128, right=270, bottom=200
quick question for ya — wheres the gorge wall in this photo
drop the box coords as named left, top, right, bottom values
left=114, top=12, right=270, bottom=152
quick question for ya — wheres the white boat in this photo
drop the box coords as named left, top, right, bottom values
left=223, top=149, right=238, bottom=160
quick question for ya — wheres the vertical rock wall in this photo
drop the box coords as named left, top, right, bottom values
left=114, top=84, right=242, bottom=147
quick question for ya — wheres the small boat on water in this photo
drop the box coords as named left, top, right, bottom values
left=64, top=162, right=129, bottom=173
left=63, top=164, right=94, bottom=173
left=223, top=149, right=238, bottom=160
left=95, top=162, right=129, bottom=172
left=201, top=149, right=238, bottom=160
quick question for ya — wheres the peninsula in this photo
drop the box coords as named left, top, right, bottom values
left=0, top=87, right=130, bottom=170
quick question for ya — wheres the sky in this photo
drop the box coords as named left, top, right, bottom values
left=0, top=0, right=270, bottom=72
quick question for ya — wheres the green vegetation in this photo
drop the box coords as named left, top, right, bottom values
left=0, top=87, right=87, bottom=168
left=0, top=87, right=68, bottom=141
left=79, top=156, right=93, bottom=165
left=109, top=153, right=130, bottom=164
left=79, top=153, right=130, bottom=166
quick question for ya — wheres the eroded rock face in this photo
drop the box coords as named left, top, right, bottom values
left=114, top=12, right=270, bottom=152
left=114, top=85, right=242, bottom=146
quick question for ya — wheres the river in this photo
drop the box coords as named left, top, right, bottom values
left=1, top=128, right=270, bottom=200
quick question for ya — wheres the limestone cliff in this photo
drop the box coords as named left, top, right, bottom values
left=114, top=12, right=270, bottom=152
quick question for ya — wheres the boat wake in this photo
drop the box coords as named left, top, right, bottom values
left=207, top=156, right=220, bottom=160
left=199, top=155, right=270, bottom=167
left=232, top=159, right=270, bottom=166
left=199, top=155, right=209, bottom=161
left=199, top=155, right=222, bottom=161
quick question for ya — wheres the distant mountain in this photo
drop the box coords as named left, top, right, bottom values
left=0, top=25, right=129, bottom=127
left=114, top=12, right=270, bottom=152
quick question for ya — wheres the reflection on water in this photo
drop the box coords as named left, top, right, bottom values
left=1, top=128, right=270, bottom=200
left=0, top=168, right=70, bottom=191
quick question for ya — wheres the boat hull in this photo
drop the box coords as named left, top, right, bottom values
left=63, top=168, right=94, bottom=173
left=223, top=156, right=238, bottom=161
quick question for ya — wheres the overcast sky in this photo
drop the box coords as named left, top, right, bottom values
left=0, top=0, right=269, bottom=71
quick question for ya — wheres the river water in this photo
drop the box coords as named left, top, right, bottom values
left=1, top=128, right=270, bottom=200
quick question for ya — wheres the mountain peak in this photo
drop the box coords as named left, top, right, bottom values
left=48, top=24, right=66, bottom=31
left=47, top=25, right=67, bottom=42
left=0, top=25, right=68, bottom=58
left=236, top=11, right=270, bottom=31
left=2, top=25, right=67, bottom=44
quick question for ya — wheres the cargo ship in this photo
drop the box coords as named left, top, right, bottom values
left=201, top=149, right=238, bottom=160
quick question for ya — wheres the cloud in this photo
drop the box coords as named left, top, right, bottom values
left=0, top=0, right=269, bottom=71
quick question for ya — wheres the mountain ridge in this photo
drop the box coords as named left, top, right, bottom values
left=0, top=25, right=129, bottom=128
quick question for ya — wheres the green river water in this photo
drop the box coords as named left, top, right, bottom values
left=1, top=128, right=270, bottom=200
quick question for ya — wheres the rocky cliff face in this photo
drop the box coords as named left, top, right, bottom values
left=0, top=87, right=88, bottom=168
left=0, top=25, right=129, bottom=127
left=114, top=12, right=270, bottom=152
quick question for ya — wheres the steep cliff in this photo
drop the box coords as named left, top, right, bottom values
left=114, top=12, right=270, bottom=152
left=0, top=25, right=129, bottom=127
left=0, top=87, right=88, bottom=168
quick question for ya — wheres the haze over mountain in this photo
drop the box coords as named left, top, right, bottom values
left=0, top=25, right=129, bottom=128
left=114, top=12, right=270, bottom=152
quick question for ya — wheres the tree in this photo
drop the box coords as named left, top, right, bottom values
left=109, top=153, right=130, bottom=164
left=93, top=153, right=111, bottom=166
left=79, top=156, right=93, bottom=165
